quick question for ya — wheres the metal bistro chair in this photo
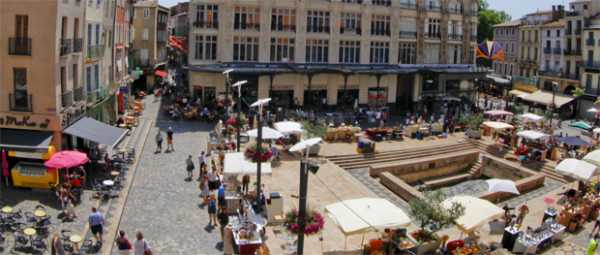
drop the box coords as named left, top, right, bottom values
left=80, top=239, right=97, bottom=254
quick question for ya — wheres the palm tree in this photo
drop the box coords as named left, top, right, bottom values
left=572, top=88, right=585, bottom=121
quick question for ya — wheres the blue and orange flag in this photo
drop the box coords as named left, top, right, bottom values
left=476, top=40, right=504, bottom=61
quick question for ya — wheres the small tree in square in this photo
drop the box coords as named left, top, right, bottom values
left=408, top=190, right=466, bottom=244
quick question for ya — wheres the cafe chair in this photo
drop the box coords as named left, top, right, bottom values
left=32, top=234, right=47, bottom=251
left=133, top=116, right=140, bottom=127
left=11, top=231, right=29, bottom=250
left=163, top=106, right=170, bottom=115
left=24, top=212, right=37, bottom=228
left=80, top=239, right=96, bottom=254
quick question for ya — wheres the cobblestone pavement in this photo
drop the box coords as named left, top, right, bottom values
left=109, top=97, right=222, bottom=254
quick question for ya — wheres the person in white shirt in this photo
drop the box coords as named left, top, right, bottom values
left=196, top=97, right=202, bottom=106
left=198, top=151, right=206, bottom=179
left=207, top=167, right=219, bottom=191
left=322, top=98, right=327, bottom=110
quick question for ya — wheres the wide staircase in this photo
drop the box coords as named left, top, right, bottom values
left=473, top=141, right=569, bottom=184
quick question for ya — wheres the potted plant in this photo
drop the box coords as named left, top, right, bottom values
left=217, top=95, right=235, bottom=107
left=283, top=209, right=325, bottom=236
left=460, top=114, right=484, bottom=139
left=227, top=113, right=248, bottom=130
left=408, top=190, right=466, bottom=255
left=243, top=143, right=274, bottom=163
left=300, top=121, right=328, bottom=155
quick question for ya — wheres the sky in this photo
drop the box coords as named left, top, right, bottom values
left=158, top=0, right=570, bottom=22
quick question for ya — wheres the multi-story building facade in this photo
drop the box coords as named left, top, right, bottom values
left=171, top=12, right=189, bottom=37
left=132, top=1, right=170, bottom=91
left=1, top=0, right=86, bottom=151
left=581, top=13, right=600, bottom=119
left=114, top=0, right=135, bottom=113
left=538, top=19, right=580, bottom=94
left=185, top=0, right=484, bottom=114
left=492, top=20, right=521, bottom=78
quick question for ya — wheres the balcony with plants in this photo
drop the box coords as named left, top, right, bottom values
left=87, top=44, right=105, bottom=59
left=86, top=84, right=108, bottom=106
left=59, top=38, right=72, bottom=56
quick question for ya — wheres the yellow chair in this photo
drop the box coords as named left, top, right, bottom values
left=208, top=115, right=215, bottom=121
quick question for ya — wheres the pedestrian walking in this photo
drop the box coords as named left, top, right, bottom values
left=167, top=127, right=174, bottom=151
left=208, top=194, right=217, bottom=226
left=155, top=131, right=163, bottom=152
left=588, top=234, right=598, bottom=255
left=207, top=167, right=219, bottom=191
left=218, top=207, right=229, bottom=241
left=88, top=206, right=105, bottom=245
left=115, top=230, right=132, bottom=255
left=198, top=151, right=206, bottom=179
left=133, top=232, right=152, bottom=255
left=242, top=174, right=250, bottom=194
left=63, top=187, right=78, bottom=219
left=218, top=183, right=227, bottom=209
left=200, top=176, right=210, bottom=204
left=186, top=155, right=195, bottom=180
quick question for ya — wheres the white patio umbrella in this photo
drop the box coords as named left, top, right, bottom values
left=516, top=130, right=549, bottom=140
left=554, top=159, right=598, bottom=180
left=594, top=128, right=600, bottom=136
left=483, top=110, right=514, bottom=116
left=518, top=113, right=544, bottom=121
left=483, top=122, right=515, bottom=130
left=583, top=150, right=600, bottom=165
left=587, top=108, right=599, bottom=113
left=289, top=138, right=322, bottom=152
left=442, top=195, right=504, bottom=233
left=222, top=152, right=272, bottom=175
left=245, top=127, right=284, bottom=140
left=274, top=121, right=306, bottom=134
left=486, top=179, right=520, bottom=202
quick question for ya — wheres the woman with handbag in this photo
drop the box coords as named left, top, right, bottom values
left=115, top=230, right=132, bottom=255
left=134, top=232, right=152, bottom=255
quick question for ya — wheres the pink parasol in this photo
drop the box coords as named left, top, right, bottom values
left=2, top=150, right=8, bottom=185
left=44, top=150, right=89, bottom=169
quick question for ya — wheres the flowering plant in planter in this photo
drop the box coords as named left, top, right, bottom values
left=217, top=95, right=235, bottom=107
left=227, top=114, right=248, bottom=129
left=411, top=229, right=438, bottom=244
left=283, top=209, right=325, bottom=236
left=243, top=143, right=274, bottom=163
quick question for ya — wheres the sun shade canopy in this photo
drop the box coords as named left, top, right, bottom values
left=442, top=195, right=504, bottom=233
left=516, top=130, right=549, bottom=140
left=521, top=90, right=575, bottom=108
left=63, top=117, right=128, bottom=147
left=0, top=129, right=54, bottom=153
left=555, top=159, right=597, bottom=180
left=483, top=122, right=515, bottom=130
left=222, top=152, right=272, bottom=175
left=325, top=198, right=411, bottom=236
left=155, top=70, right=167, bottom=77
left=483, top=110, right=514, bottom=116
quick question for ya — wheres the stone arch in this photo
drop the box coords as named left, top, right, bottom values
left=563, top=85, right=576, bottom=95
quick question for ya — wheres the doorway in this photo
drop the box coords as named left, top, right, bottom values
left=337, top=89, right=359, bottom=112
left=304, top=90, right=327, bottom=112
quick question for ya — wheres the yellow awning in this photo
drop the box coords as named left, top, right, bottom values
left=9, top=146, right=56, bottom=160
left=521, top=90, right=575, bottom=107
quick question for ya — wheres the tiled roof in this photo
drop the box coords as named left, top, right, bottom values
left=134, top=1, right=156, bottom=7
left=529, top=10, right=552, bottom=15
left=542, top=19, right=565, bottom=27
left=493, top=20, right=522, bottom=27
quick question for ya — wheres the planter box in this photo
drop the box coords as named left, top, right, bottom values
left=467, top=130, right=483, bottom=139
left=308, top=144, right=321, bottom=156
left=408, top=235, right=442, bottom=255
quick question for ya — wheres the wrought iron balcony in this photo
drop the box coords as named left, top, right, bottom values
left=512, top=76, right=538, bottom=85
left=86, top=44, right=105, bottom=59
left=427, top=6, right=441, bottom=12
left=61, top=90, right=73, bottom=109
left=192, top=20, right=219, bottom=29
left=136, top=58, right=150, bottom=67
left=234, top=22, right=260, bottom=31
left=73, top=38, right=83, bottom=53
left=581, top=61, right=600, bottom=69
left=553, top=48, right=562, bottom=54
left=372, top=0, right=391, bottom=6
left=575, top=28, right=582, bottom=35
left=399, top=31, right=417, bottom=38
left=566, top=11, right=580, bottom=17
left=562, top=73, right=580, bottom=80
left=448, top=34, right=462, bottom=40
left=566, top=28, right=572, bottom=35
left=307, top=25, right=330, bottom=33
left=342, top=0, right=362, bottom=4
left=538, top=70, right=562, bottom=78
left=59, top=39, right=72, bottom=56
left=425, top=32, right=441, bottom=39
left=341, top=27, right=361, bottom=35
left=8, top=37, right=32, bottom=56
left=400, top=3, right=417, bottom=9
left=585, top=87, right=600, bottom=96
left=9, top=93, right=32, bottom=112
left=543, top=47, right=552, bottom=54
left=272, top=24, right=297, bottom=32
left=74, top=86, right=84, bottom=102
left=371, top=28, right=391, bottom=36
left=449, top=7, right=462, bottom=14
left=471, top=10, right=478, bottom=16
left=564, top=49, right=582, bottom=56
left=586, top=39, right=596, bottom=46
left=86, top=85, right=108, bottom=105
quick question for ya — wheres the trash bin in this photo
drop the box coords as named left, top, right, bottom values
left=358, top=141, right=364, bottom=149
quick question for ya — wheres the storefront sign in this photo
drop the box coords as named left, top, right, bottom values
left=0, top=115, right=51, bottom=129
left=120, top=86, right=128, bottom=93
left=338, top=85, right=359, bottom=90
left=304, top=85, right=328, bottom=90
left=194, top=86, right=203, bottom=90
left=272, top=85, right=294, bottom=91
left=61, top=104, right=86, bottom=129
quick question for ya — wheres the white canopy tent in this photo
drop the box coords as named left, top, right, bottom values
left=222, top=152, right=273, bottom=175
left=245, top=127, right=284, bottom=140
left=587, top=108, right=599, bottom=113
left=594, top=128, right=600, bottom=136
left=442, top=195, right=504, bottom=233
left=483, top=110, right=514, bottom=116
left=442, top=96, right=461, bottom=102
left=584, top=150, right=600, bottom=165
left=326, top=198, right=412, bottom=249
left=483, top=122, right=515, bottom=130
left=516, top=130, right=549, bottom=140
left=273, top=121, right=307, bottom=134
left=554, top=159, right=597, bottom=180
left=518, top=113, right=545, bottom=121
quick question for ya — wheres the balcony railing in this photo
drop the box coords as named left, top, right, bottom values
left=9, top=93, right=32, bottom=112
left=553, top=48, right=562, bottom=54
left=564, top=49, right=582, bottom=56
left=399, top=3, right=417, bottom=9
left=471, top=35, right=477, bottom=41
left=538, top=70, right=562, bottom=78
left=562, top=73, right=580, bottom=80
left=471, top=10, right=478, bottom=16
left=307, top=25, right=330, bottom=33
left=512, top=76, right=538, bottom=85
left=575, top=28, right=582, bottom=35
left=272, top=24, right=297, bottom=32
left=427, top=6, right=441, bottom=12
left=543, top=47, right=552, bottom=54
left=448, top=34, right=462, bottom=40
left=74, top=86, right=84, bottom=102
left=136, top=58, right=150, bottom=67
left=342, top=0, right=362, bottom=4
left=61, top=90, right=73, bottom=109
left=86, top=85, right=108, bottom=105
left=586, top=39, right=596, bottom=46
left=425, top=32, right=441, bottom=39
left=449, top=8, right=462, bottom=14
left=399, top=31, right=417, bottom=38
left=340, top=27, right=361, bottom=35
left=371, top=28, right=390, bottom=36
left=192, top=20, right=219, bottom=29
left=8, top=37, right=32, bottom=56
left=581, top=61, right=600, bottom=68
left=566, top=11, right=580, bottom=17
left=234, top=22, right=260, bottom=31
left=372, top=0, right=391, bottom=6
left=86, top=44, right=105, bottom=59
left=73, top=38, right=83, bottom=53
left=585, top=87, right=600, bottom=95
left=566, top=28, right=572, bottom=35
left=59, top=38, right=72, bottom=56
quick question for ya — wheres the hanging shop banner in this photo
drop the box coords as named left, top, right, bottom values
left=338, top=85, right=359, bottom=90
left=272, top=85, right=294, bottom=91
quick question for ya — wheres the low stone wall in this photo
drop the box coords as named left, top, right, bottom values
left=370, top=150, right=480, bottom=181
left=475, top=174, right=546, bottom=202
left=481, top=155, right=538, bottom=181
left=380, top=172, right=424, bottom=202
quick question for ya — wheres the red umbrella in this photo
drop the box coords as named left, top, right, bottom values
left=2, top=150, right=8, bottom=186
left=44, top=150, right=89, bottom=169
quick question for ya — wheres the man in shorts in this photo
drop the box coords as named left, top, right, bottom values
left=167, top=127, right=174, bottom=151
left=217, top=207, right=229, bottom=241
left=207, top=167, right=219, bottom=191
left=186, top=155, right=194, bottom=180
left=88, top=206, right=105, bottom=245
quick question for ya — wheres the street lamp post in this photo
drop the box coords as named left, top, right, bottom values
left=250, top=98, right=271, bottom=213
left=222, top=69, right=234, bottom=138
left=550, top=82, right=557, bottom=130
left=232, top=80, right=248, bottom=152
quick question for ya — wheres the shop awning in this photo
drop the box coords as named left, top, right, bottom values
left=155, top=70, right=167, bottom=78
left=0, top=129, right=54, bottom=153
left=521, top=90, right=575, bottom=107
left=509, top=90, right=530, bottom=97
left=63, top=117, right=128, bottom=148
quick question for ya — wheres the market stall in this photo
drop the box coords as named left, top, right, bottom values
left=483, top=122, right=515, bottom=139
left=514, top=131, right=551, bottom=161
left=325, top=126, right=362, bottom=142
